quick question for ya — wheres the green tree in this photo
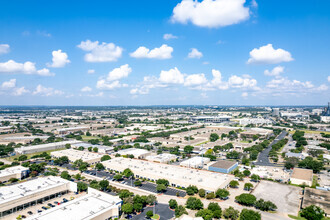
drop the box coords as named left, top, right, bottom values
left=184, top=145, right=194, bottom=154
left=208, top=202, right=221, bottom=212
left=210, top=133, right=219, bottom=142
left=146, top=210, right=153, bottom=219
left=123, top=168, right=134, bottom=178
left=198, top=188, right=206, bottom=198
left=121, top=203, right=133, bottom=215
left=229, top=180, right=239, bottom=188
left=195, top=209, right=213, bottom=220
left=60, top=171, right=71, bottom=180
left=251, top=174, right=261, bottom=182
left=113, top=174, right=123, bottom=181
left=77, top=182, right=88, bottom=192
left=18, top=155, right=27, bottom=161
left=223, top=206, right=239, bottom=220
left=93, top=147, right=98, bottom=152
left=118, top=189, right=133, bottom=200
left=186, top=197, right=203, bottom=210
left=101, top=155, right=111, bottom=161
left=156, top=178, right=169, bottom=187
left=215, top=188, right=230, bottom=199
left=240, top=209, right=261, bottom=220
left=235, top=193, right=256, bottom=206
left=175, top=205, right=188, bottom=217
left=243, top=170, right=251, bottom=176
left=244, top=183, right=254, bottom=191
left=255, top=199, right=277, bottom=211
left=99, top=179, right=109, bottom=191
left=186, top=185, right=198, bottom=195
left=134, top=180, right=142, bottom=186
left=133, top=202, right=143, bottom=212
left=146, top=195, right=157, bottom=205
left=169, top=199, right=178, bottom=209
left=88, top=147, right=92, bottom=152
left=95, top=163, right=104, bottom=171
left=156, top=184, right=167, bottom=192
left=300, top=205, right=325, bottom=220
left=206, top=192, right=215, bottom=199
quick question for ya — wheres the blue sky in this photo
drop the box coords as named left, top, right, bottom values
left=0, top=0, right=329, bottom=106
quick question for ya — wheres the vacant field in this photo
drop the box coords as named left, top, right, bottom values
left=5, top=148, right=65, bottom=161
left=253, top=180, right=302, bottom=216
left=81, top=135, right=101, bottom=141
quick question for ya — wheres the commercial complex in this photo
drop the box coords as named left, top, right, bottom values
left=72, top=142, right=114, bottom=154
left=146, top=153, right=177, bottom=163
left=51, top=149, right=103, bottom=165
left=180, top=156, right=210, bottom=169
left=0, top=177, right=76, bottom=218
left=290, top=168, right=313, bottom=186
left=14, top=140, right=82, bottom=155
left=190, top=116, right=231, bottom=124
left=102, top=157, right=234, bottom=192
left=0, top=166, right=29, bottom=182
left=27, top=187, right=122, bottom=220
left=208, top=160, right=238, bottom=174
left=117, top=148, right=151, bottom=159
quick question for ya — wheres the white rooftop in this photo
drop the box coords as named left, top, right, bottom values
left=0, top=165, right=29, bottom=178
left=51, top=149, right=103, bottom=161
left=26, top=188, right=121, bottom=220
left=0, top=177, right=70, bottom=206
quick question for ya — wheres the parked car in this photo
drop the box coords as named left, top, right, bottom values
left=37, top=210, right=42, bottom=213
left=42, top=206, right=48, bottom=210
left=63, top=198, right=68, bottom=203
left=27, top=211, right=33, bottom=215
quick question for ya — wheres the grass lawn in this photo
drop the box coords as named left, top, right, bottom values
left=196, top=140, right=209, bottom=146
left=240, top=140, right=250, bottom=143
left=81, top=135, right=101, bottom=141
left=300, top=130, right=330, bottom=135
left=5, top=148, right=65, bottom=162
left=151, top=214, right=160, bottom=219
left=288, top=214, right=306, bottom=220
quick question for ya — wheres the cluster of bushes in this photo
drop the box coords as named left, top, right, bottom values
left=244, top=140, right=270, bottom=161
left=0, top=143, right=15, bottom=156
left=30, top=152, right=51, bottom=160
left=121, top=192, right=157, bottom=216
left=292, top=131, right=307, bottom=152
left=269, top=138, right=288, bottom=162
left=156, top=178, right=169, bottom=193
left=298, top=156, right=324, bottom=173
left=235, top=193, right=277, bottom=211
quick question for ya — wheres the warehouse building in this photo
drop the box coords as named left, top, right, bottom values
left=180, top=156, right=210, bottom=169
left=51, top=149, right=103, bottom=165
left=72, top=142, right=114, bottom=154
left=208, top=160, right=238, bottom=174
left=0, top=176, right=76, bottom=218
left=302, top=188, right=329, bottom=216
left=14, top=140, right=82, bottom=155
left=102, top=157, right=233, bottom=192
left=26, top=187, right=122, bottom=220
left=190, top=116, right=231, bottom=124
left=290, top=168, right=313, bottom=186
left=117, top=148, right=151, bottom=159
left=146, top=153, right=177, bottom=163
left=0, top=165, right=29, bottom=183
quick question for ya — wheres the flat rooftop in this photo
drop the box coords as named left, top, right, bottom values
left=103, top=157, right=233, bottom=191
left=0, top=165, right=29, bottom=178
left=15, top=140, right=82, bottom=151
left=209, top=160, right=237, bottom=169
left=291, top=168, right=313, bottom=181
left=0, top=177, right=70, bottom=206
left=26, top=189, right=121, bottom=220
left=51, top=149, right=103, bottom=161
left=303, top=188, right=330, bottom=215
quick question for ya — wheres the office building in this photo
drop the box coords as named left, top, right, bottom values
left=117, top=148, right=151, bottom=159
left=290, top=168, right=313, bottom=186
left=180, top=156, right=210, bottom=168
left=0, top=166, right=29, bottom=182
left=208, top=160, right=238, bottom=174
left=51, top=149, right=103, bottom=165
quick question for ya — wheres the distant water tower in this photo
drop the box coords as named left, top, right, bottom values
left=272, top=108, right=280, bottom=117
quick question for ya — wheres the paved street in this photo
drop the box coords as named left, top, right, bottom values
left=255, top=131, right=287, bottom=166
left=130, top=203, right=174, bottom=220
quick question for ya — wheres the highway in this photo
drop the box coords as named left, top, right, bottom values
left=255, top=130, right=287, bottom=166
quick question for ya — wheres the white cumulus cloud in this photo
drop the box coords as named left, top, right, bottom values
left=130, top=44, right=173, bottom=59
left=77, top=40, right=123, bottom=62
left=163, top=34, right=178, bottom=40
left=184, top=73, right=207, bottom=87
left=1, top=79, right=16, bottom=89
left=171, top=0, right=250, bottom=28
left=0, top=44, right=10, bottom=55
left=0, top=60, right=54, bottom=76
left=247, top=44, right=293, bottom=64
left=159, top=67, right=185, bottom=84
left=87, top=69, right=95, bottom=74
left=188, top=48, right=203, bottom=59
left=81, top=86, right=92, bottom=92
left=33, top=85, right=64, bottom=96
left=107, top=64, right=132, bottom=81
left=13, top=87, right=29, bottom=96
left=328, top=76, right=330, bottom=82
left=47, top=50, right=70, bottom=68
left=96, top=80, right=127, bottom=90
left=264, top=66, right=284, bottom=77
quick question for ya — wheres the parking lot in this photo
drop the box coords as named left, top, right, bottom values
left=3, top=192, right=86, bottom=220
left=130, top=203, right=174, bottom=220
left=252, top=180, right=301, bottom=216
left=84, top=170, right=186, bottom=197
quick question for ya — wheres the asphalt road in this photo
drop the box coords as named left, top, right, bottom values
left=255, top=131, right=287, bottom=166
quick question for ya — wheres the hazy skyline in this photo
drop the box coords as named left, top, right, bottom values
left=0, top=0, right=330, bottom=106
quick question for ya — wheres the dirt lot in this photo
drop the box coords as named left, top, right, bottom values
left=252, top=180, right=302, bottom=216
